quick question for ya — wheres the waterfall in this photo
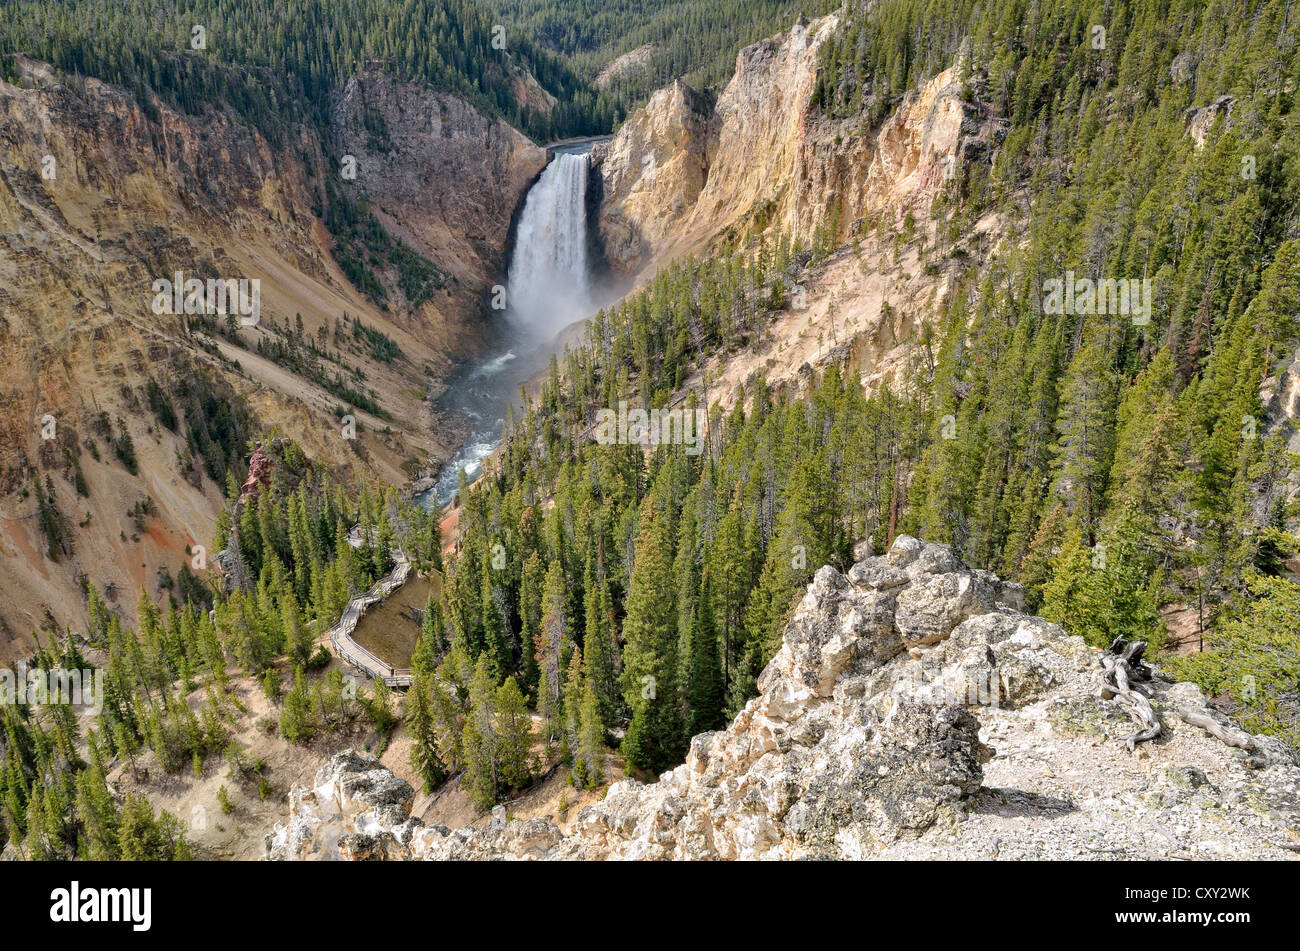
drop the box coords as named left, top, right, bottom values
left=419, top=145, right=599, bottom=509
left=506, top=151, right=591, bottom=338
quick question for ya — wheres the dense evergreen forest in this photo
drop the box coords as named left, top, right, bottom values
left=490, top=0, right=839, bottom=114
left=0, top=0, right=614, bottom=141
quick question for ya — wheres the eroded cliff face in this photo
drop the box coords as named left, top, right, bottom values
left=269, top=537, right=1300, bottom=861
left=590, top=80, right=713, bottom=272
left=0, top=57, right=541, bottom=658
left=592, top=16, right=835, bottom=277
left=592, top=18, right=999, bottom=277
left=329, top=72, right=547, bottom=307
left=590, top=19, right=1006, bottom=412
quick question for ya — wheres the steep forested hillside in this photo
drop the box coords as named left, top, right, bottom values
left=0, top=0, right=613, bottom=141
left=412, top=0, right=1300, bottom=788
left=0, top=440, right=446, bottom=858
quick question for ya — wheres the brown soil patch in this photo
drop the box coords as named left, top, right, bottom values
left=351, top=572, right=441, bottom=669
left=1160, top=602, right=1207, bottom=655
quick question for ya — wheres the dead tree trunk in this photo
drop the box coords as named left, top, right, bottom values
left=1179, top=709, right=1257, bottom=751
left=1098, top=637, right=1162, bottom=751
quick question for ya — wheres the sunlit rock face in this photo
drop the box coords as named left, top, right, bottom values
left=591, top=16, right=1000, bottom=279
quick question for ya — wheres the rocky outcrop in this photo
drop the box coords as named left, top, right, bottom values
left=595, top=45, right=659, bottom=89
left=266, top=750, right=420, bottom=861
left=1261, top=345, right=1300, bottom=577
left=1185, top=95, right=1235, bottom=149
left=593, top=25, right=1007, bottom=431
left=590, top=80, right=713, bottom=273
left=270, top=537, right=1300, bottom=861
left=1263, top=345, right=1300, bottom=454
left=853, top=63, right=1002, bottom=228
left=592, top=16, right=837, bottom=277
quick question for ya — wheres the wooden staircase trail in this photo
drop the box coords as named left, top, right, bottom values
left=326, top=548, right=416, bottom=687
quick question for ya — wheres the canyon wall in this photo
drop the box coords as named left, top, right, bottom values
left=591, top=18, right=1006, bottom=410
left=592, top=17, right=1000, bottom=277
left=0, top=57, right=540, bottom=658
left=328, top=72, right=547, bottom=326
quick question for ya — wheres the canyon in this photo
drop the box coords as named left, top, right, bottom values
left=0, top=56, right=544, bottom=658
left=0, top=13, right=991, bottom=658
left=2, top=1, right=1298, bottom=871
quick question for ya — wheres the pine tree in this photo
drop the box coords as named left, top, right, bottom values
left=1039, top=521, right=1094, bottom=635
left=281, top=590, right=311, bottom=668
left=406, top=636, right=448, bottom=793
left=619, top=498, right=685, bottom=773
left=536, top=562, right=568, bottom=746
left=279, top=668, right=313, bottom=743
left=561, top=647, right=584, bottom=768
left=74, top=761, right=119, bottom=860
left=461, top=654, right=498, bottom=810
left=1050, top=331, right=1118, bottom=543
left=420, top=591, right=447, bottom=658
left=583, top=551, right=619, bottom=728
left=517, top=551, right=544, bottom=697
left=684, top=571, right=725, bottom=736
left=574, top=678, right=605, bottom=789
left=369, top=675, right=396, bottom=733
left=494, top=676, right=532, bottom=790
left=480, top=555, right=512, bottom=680
left=430, top=653, right=466, bottom=773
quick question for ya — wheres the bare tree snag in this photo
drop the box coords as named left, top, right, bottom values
left=1098, top=637, right=1162, bottom=751
left=1179, top=709, right=1257, bottom=751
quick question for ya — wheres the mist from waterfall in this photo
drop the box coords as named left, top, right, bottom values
left=506, top=150, right=592, bottom=340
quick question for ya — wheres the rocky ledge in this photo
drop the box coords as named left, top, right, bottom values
left=268, top=536, right=1300, bottom=860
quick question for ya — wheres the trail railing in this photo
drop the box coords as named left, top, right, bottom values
left=326, top=550, right=415, bottom=687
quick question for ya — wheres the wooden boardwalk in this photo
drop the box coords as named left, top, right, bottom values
left=326, top=549, right=416, bottom=687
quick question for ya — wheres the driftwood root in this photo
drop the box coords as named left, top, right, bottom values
left=1098, top=637, right=1162, bottom=751
left=1179, top=709, right=1257, bottom=752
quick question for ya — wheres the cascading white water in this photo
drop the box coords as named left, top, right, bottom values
left=420, top=145, right=598, bottom=508
left=506, top=151, right=591, bottom=338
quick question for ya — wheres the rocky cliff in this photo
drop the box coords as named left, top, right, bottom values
left=588, top=18, right=1006, bottom=419
left=592, top=18, right=1002, bottom=278
left=591, top=79, right=713, bottom=275
left=0, top=57, right=541, bottom=658
left=329, top=71, right=547, bottom=309
left=268, top=537, right=1300, bottom=861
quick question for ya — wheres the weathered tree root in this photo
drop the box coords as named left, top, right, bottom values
left=1179, top=709, right=1257, bottom=752
left=1098, top=637, right=1162, bottom=751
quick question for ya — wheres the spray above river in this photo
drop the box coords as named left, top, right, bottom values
left=420, top=142, right=603, bottom=509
